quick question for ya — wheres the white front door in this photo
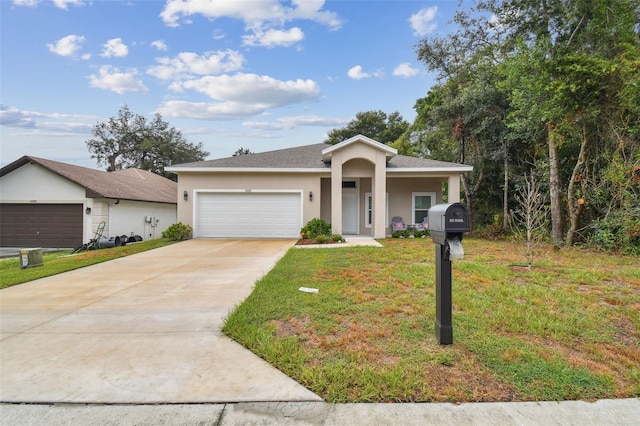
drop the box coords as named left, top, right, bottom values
left=342, top=188, right=358, bottom=234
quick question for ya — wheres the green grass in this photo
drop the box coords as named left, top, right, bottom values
left=0, top=239, right=177, bottom=289
left=223, top=238, right=640, bottom=403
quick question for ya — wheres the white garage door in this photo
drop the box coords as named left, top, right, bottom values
left=196, top=191, right=302, bottom=238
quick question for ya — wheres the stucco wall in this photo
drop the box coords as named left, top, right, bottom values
left=0, top=163, right=86, bottom=201
left=387, top=177, right=443, bottom=226
left=105, top=199, right=177, bottom=240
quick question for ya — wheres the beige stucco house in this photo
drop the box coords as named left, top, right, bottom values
left=166, top=135, right=472, bottom=239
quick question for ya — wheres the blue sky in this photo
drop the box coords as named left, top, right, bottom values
left=1, top=0, right=463, bottom=168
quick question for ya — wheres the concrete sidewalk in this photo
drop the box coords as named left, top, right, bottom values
left=2, top=399, right=639, bottom=425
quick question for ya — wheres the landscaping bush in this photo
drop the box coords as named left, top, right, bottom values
left=314, top=234, right=329, bottom=244
left=331, top=234, right=345, bottom=242
left=392, top=230, right=410, bottom=238
left=413, top=229, right=428, bottom=238
left=161, top=222, right=193, bottom=241
left=300, top=218, right=332, bottom=239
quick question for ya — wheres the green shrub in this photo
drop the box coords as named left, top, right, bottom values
left=301, top=218, right=332, bottom=239
left=315, top=234, right=329, bottom=244
left=331, top=234, right=345, bottom=242
left=162, top=222, right=193, bottom=241
left=392, top=230, right=411, bottom=238
left=588, top=210, right=640, bottom=255
left=413, top=230, right=428, bottom=238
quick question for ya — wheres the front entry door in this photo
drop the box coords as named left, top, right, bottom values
left=342, top=188, right=358, bottom=234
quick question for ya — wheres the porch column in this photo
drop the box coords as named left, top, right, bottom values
left=448, top=174, right=461, bottom=203
left=372, top=156, right=387, bottom=238
left=331, top=154, right=343, bottom=235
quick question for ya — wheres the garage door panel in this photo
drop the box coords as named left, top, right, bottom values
left=0, top=204, right=83, bottom=247
left=197, top=192, right=301, bottom=238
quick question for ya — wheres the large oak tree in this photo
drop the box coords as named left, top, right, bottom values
left=86, top=105, right=208, bottom=180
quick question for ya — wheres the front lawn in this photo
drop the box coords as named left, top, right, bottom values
left=222, top=238, right=640, bottom=403
left=0, top=239, right=177, bottom=289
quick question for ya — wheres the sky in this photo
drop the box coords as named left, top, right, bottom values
left=1, top=0, right=464, bottom=169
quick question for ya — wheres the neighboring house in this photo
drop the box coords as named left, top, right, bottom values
left=0, top=156, right=177, bottom=248
left=166, top=135, right=472, bottom=239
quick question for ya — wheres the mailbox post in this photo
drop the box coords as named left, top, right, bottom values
left=428, top=203, right=469, bottom=345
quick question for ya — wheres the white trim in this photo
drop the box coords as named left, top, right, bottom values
left=322, top=134, right=397, bottom=161
left=167, top=166, right=472, bottom=174
left=387, top=166, right=474, bottom=173
left=412, top=192, right=436, bottom=225
left=165, top=167, right=330, bottom=173
left=192, top=189, right=303, bottom=238
left=364, top=192, right=389, bottom=228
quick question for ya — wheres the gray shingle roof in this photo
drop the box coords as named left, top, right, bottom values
left=170, top=143, right=470, bottom=171
left=1, top=156, right=177, bottom=203
left=175, top=143, right=330, bottom=169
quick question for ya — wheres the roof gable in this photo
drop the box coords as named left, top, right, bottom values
left=0, top=156, right=177, bottom=203
left=321, top=134, right=397, bottom=162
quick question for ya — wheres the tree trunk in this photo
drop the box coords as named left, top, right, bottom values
left=547, top=125, right=563, bottom=246
left=461, top=170, right=483, bottom=230
left=503, top=140, right=509, bottom=232
left=565, top=125, right=588, bottom=246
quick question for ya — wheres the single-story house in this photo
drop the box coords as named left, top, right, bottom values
left=165, top=135, right=472, bottom=239
left=0, top=156, right=178, bottom=248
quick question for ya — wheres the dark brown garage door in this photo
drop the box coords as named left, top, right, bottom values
left=0, top=204, right=83, bottom=248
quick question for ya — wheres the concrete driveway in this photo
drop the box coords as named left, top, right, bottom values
left=0, top=239, right=322, bottom=404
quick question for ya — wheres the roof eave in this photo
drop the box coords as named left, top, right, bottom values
left=387, top=166, right=474, bottom=173
left=165, top=167, right=330, bottom=173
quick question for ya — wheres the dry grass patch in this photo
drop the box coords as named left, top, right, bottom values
left=223, top=238, right=640, bottom=402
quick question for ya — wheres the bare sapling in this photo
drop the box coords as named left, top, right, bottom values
left=509, top=174, right=549, bottom=268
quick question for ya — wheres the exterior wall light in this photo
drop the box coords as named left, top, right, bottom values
left=184, top=190, right=188, bottom=201
left=309, top=191, right=313, bottom=201
left=85, top=207, right=92, bottom=214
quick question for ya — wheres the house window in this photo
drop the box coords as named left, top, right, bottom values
left=412, top=192, right=436, bottom=224
left=365, top=192, right=389, bottom=228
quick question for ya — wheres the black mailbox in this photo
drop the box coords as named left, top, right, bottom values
left=428, top=203, right=469, bottom=245
left=427, top=202, right=469, bottom=345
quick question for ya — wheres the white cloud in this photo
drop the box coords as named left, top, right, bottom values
left=101, top=38, right=128, bottom=58
left=14, top=0, right=85, bottom=8
left=151, top=40, right=168, bottom=51
left=161, top=0, right=342, bottom=30
left=243, top=115, right=349, bottom=130
left=347, top=65, right=368, bottom=80
left=158, top=100, right=265, bottom=120
left=12, top=0, right=38, bottom=7
left=409, top=6, right=438, bottom=36
left=171, top=73, right=319, bottom=105
left=53, top=0, right=84, bottom=10
left=242, top=27, right=304, bottom=48
left=147, top=50, right=244, bottom=80
left=393, top=62, right=420, bottom=77
left=0, top=105, right=94, bottom=133
left=47, top=34, right=85, bottom=57
left=212, top=29, right=225, bottom=40
left=347, top=65, right=383, bottom=80
left=285, top=0, right=343, bottom=30
left=88, top=65, right=148, bottom=94
left=159, top=73, right=321, bottom=120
